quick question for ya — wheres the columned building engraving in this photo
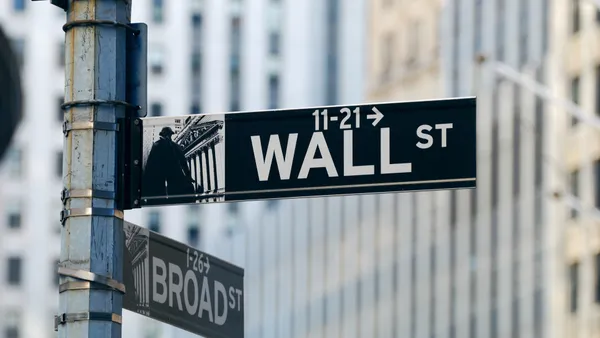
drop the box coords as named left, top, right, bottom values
left=175, top=115, right=225, bottom=201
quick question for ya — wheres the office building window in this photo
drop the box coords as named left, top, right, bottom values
left=57, top=96, right=64, bottom=122
left=519, top=0, right=528, bottom=66
left=268, top=75, right=279, bottom=109
left=571, top=76, right=580, bottom=126
left=381, top=32, right=394, bottom=83
left=58, top=42, right=65, bottom=67
left=7, top=201, right=21, bottom=229
left=228, top=203, right=239, bottom=215
left=13, top=0, right=25, bottom=11
left=190, top=103, right=200, bottom=115
left=4, top=147, right=23, bottom=178
left=192, top=13, right=202, bottom=27
left=570, top=169, right=579, bottom=218
left=450, top=190, right=457, bottom=226
left=150, top=103, right=163, bottom=117
left=53, top=259, right=60, bottom=286
left=149, top=48, right=164, bottom=75
left=4, top=310, right=20, bottom=338
left=148, top=211, right=161, bottom=233
left=406, top=21, right=419, bottom=65
left=595, top=253, right=600, bottom=303
left=513, top=90, right=521, bottom=196
left=595, top=160, right=600, bottom=209
left=10, top=39, right=25, bottom=69
left=7, top=257, right=22, bottom=285
left=570, top=262, right=579, bottom=312
left=191, top=51, right=201, bottom=75
left=596, top=65, right=600, bottom=115
left=152, top=0, right=164, bottom=23
left=572, top=0, right=580, bottom=34
left=269, top=32, right=280, bottom=56
left=187, top=227, right=200, bottom=246
left=56, top=151, right=63, bottom=178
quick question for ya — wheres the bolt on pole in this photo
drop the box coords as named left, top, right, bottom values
left=57, top=0, right=131, bottom=337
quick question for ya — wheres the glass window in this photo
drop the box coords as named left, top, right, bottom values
left=4, top=147, right=23, bottom=178
left=269, top=32, right=280, bottom=56
left=150, top=103, right=163, bottom=117
left=191, top=51, right=201, bottom=75
left=56, top=151, right=63, bottom=179
left=595, top=160, right=600, bottom=209
left=53, top=259, right=60, bottom=286
left=7, top=257, right=22, bottom=285
left=187, top=227, right=199, bottom=246
left=7, top=201, right=21, bottom=229
left=4, top=310, right=20, bottom=338
left=192, top=13, right=202, bottom=27
left=571, top=76, right=580, bottom=126
left=268, top=75, right=279, bottom=109
left=10, top=39, right=25, bottom=69
left=596, top=66, right=600, bottom=115
left=381, top=32, right=394, bottom=83
left=58, top=42, right=65, bottom=67
left=57, top=96, right=64, bottom=122
left=570, top=169, right=579, bottom=218
left=572, top=0, right=580, bottom=34
left=152, top=0, right=164, bottom=23
left=13, top=0, right=25, bottom=12
left=148, top=211, right=161, bottom=233
left=595, top=253, right=600, bottom=303
left=570, top=262, right=579, bottom=312
left=149, top=48, right=164, bottom=75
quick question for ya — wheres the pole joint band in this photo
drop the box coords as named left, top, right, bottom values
left=61, top=99, right=141, bottom=112
left=63, top=121, right=120, bottom=136
left=63, top=19, right=140, bottom=35
left=60, top=208, right=124, bottom=225
left=54, top=312, right=122, bottom=331
left=58, top=267, right=126, bottom=294
left=61, top=189, right=116, bottom=205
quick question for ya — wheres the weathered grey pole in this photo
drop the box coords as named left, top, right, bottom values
left=57, top=0, right=131, bottom=337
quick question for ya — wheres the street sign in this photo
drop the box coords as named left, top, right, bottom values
left=137, top=97, right=476, bottom=207
left=121, top=221, right=244, bottom=338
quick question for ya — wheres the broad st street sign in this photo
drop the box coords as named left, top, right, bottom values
left=122, top=221, right=244, bottom=338
left=138, top=97, right=476, bottom=207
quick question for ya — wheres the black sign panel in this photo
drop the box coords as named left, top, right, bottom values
left=138, top=97, right=476, bottom=207
left=122, top=221, right=244, bottom=338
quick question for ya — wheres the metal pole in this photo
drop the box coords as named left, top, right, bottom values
left=58, top=0, right=131, bottom=337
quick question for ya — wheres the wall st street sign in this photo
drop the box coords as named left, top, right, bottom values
left=122, top=221, right=244, bottom=338
left=137, top=97, right=476, bottom=207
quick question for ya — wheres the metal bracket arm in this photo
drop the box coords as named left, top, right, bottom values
left=54, top=312, right=122, bottom=331
left=61, top=189, right=116, bottom=205
left=58, top=267, right=126, bottom=294
left=63, top=121, right=120, bottom=136
left=60, top=208, right=124, bottom=225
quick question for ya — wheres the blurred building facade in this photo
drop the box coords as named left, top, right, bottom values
left=0, top=0, right=366, bottom=337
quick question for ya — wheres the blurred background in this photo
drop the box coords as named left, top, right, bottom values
left=0, top=0, right=599, bottom=337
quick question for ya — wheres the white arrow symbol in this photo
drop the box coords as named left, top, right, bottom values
left=367, top=107, right=384, bottom=126
left=204, top=256, right=210, bottom=274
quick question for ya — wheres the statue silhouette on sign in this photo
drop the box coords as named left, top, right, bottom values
left=143, top=127, right=196, bottom=198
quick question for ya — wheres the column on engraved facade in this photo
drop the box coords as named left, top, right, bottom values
left=214, top=138, right=225, bottom=191
left=201, top=149, right=211, bottom=193
left=210, top=142, right=219, bottom=192
left=207, top=144, right=216, bottom=192
left=193, top=151, right=202, bottom=193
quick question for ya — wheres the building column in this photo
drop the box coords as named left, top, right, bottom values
left=202, top=149, right=211, bottom=193
left=211, top=142, right=219, bottom=192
